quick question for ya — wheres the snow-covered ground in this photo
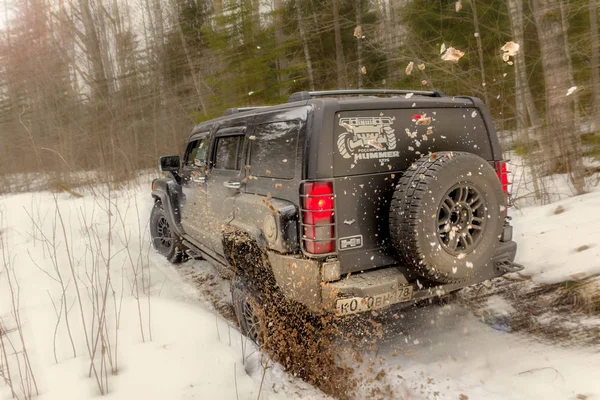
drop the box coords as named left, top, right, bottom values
left=0, top=188, right=327, bottom=400
left=511, top=189, right=600, bottom=284
left=0, top=170, right=599, bottom=399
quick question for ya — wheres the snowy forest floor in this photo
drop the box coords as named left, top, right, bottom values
left=0, top=164, right=599, bottom=400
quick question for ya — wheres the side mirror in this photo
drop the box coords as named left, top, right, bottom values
left=159, top=155, right=180, bottom=172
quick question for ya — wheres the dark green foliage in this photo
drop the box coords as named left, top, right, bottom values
left=399, top=0, right=513, bottom=119
left=0, top=0, right=597, bottom=182
left=582, top=134, right=600, bottom=160
left=168, top=0, right=386, bottom=122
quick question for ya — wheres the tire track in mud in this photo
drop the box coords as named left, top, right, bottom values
left=163, top=257, right=600, bottom=399
left=167, top=257, right=462, bottom=399
left=457, top=274, right=600, bottom=347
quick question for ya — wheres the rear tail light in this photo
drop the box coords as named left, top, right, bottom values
left=301, top=181, right=335, bottom=254
left=494, top=161, right=510, bottom=216
left=494, top=161, right=510, bottom=195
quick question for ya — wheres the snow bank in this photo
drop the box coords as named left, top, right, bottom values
left=0, top=187, right=326, bottom=400
left=511, top=187, right=600, bottom=283
left=378, top=304, right=600, bottom=400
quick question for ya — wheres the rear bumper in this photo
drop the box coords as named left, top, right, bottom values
left=268, top=240, right=519, bottom=315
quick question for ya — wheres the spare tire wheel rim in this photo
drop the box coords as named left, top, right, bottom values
left=437, top=183, right=486, bottom=256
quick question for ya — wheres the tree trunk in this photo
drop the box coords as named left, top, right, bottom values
left=174, top=9, right=208, bottom=115
left=152, top=0, right=167, bottom=104
left=507, top=0, right=539, bottom=130
left=294, top=0, right=315, bottom=91
left=558, top=0, right=580, bottom=124
left=507, top=0, right=544, bottom=200
left=470, top=0, right=489, bottom=104
left=212, top=0, right=223, bottom=30
left=96, top=0, right=116, bottom=94
left=252, top=0, right=261, bottom=37
left=379, top=0, right=396, bottom=85
left=531, top=0, right=585, bottom=194
left=77, top=0, right=109, bottom=101
left=77, top=0, right=113, bottom=178
left=274, top=0, right=288, bottom=96
left=332, top=0, right=346, bottom=89
left=356, top=0, right=363, bottom=88
left=214, top=0, right=223, bottom=15
left=590, top=0, right=600, bottom=134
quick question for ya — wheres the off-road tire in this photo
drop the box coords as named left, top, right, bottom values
left=150, top=201, right=184, bottom=264
left=383, top=127, right=397, bottom=150
left=337, top=132, right=352, bottom=159
left=231, top=278, right=265, bottom=344
left=389, top=152, right=504, bottom=283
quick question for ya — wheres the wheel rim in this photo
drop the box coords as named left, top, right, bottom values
left=242, top=299, right=261, bottom=343
left=437, top=183, right=486, bottom=255
left=155, top=216, right=173, bottom=249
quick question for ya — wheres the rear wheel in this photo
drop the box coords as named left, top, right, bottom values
left=150, top=202, right=184, bottom=264
left=389, top=152, right=505, bottom=283
left=231, top=279, right=265, bottom=344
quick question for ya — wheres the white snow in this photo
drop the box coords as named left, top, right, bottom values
left=485, top=294, right=516, bottom=316
left=510, top=187, right=600, bottom=284
left=0, top=186, right=327, bottom=400
left=376, top=304, right=600, bottom=400
left=1, top=158, right=599, bottom=400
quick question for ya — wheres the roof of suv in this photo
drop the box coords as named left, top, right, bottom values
left=190, top=90, right=484, bottom=135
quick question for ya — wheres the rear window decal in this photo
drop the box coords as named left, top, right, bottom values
left=337, top=116, right=400, bottom=162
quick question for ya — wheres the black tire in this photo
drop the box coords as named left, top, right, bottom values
left=337, top=132, right=352, bottom=159
left=150, top=201, right=184, bottom=264
left=390, top=152, right=505, bottom=283
left=231, top=278, right=265, bottom=344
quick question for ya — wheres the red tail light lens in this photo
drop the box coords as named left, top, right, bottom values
left=495, top=161, right=510, bottom=217
left=301, top=181, right=335, bottom=254
left=494, top=161, right=510, bottom=195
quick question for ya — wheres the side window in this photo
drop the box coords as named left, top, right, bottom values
left=191, top=138, right=209, bottom=167
left=250, top=121, right=299, bottom=179
left=214, top=135, right=243, bottom=170
left=184, top=140, right=200, bottom=167
left=184, top=136, right=209, bottom=168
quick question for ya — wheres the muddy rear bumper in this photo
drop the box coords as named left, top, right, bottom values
left=267, top=240, right=520, bottom=315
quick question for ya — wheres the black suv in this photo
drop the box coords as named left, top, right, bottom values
left=151, top=90, right=521, bottom=340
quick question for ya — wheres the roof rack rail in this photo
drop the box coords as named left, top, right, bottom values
left=287, top=89, right=445, bottom=103
left=224, top=106, right=269, bottom=116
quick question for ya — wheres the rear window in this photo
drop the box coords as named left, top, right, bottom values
left=333, top=108, right=492, bottom=176
left=249, top=121, right=299, bottom=179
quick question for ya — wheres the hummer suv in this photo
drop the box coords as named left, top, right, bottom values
left=150, top=89, right=521, bottom=341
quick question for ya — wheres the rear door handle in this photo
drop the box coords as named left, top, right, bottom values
left=223, top=181, right=241, bottom=189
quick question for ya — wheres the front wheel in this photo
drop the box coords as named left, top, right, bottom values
left=150, top=202, right=184, bottom=264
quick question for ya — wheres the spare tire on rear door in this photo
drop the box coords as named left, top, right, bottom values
left=389, top=152, right=505, bottom=283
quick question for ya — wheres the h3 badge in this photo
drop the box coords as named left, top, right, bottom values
left=339, top=235, right=363, bottom=250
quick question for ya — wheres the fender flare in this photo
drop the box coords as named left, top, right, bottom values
left=151, top=188, right=185, bottom=236
left=226, top=220, right=267, bottom=250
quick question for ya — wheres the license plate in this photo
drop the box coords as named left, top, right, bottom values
left=336, top=286, right=414, bottom=316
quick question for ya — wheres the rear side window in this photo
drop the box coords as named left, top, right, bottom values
left=214, top=135, right=243, bottom=170
left=250, top=121, right=299, bottom=179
